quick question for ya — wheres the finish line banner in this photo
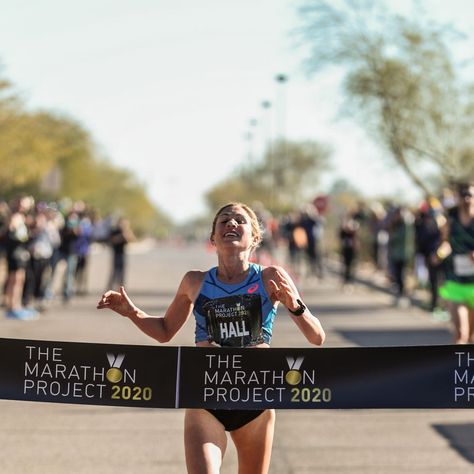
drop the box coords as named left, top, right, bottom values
left=0, top=338, right=473, bottom=409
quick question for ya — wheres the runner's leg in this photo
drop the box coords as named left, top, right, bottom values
left=468, top=307, right=474, bottom=343
left=230, top=409, right=275, bottom=474
left=184, top=409, right=227, bottom=474
left=450, top=302, right=470, bottom=344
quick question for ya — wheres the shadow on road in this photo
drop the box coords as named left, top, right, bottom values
left=432, top=423, right=474, bottom=464
left=124, top=290, right=177, bottom=299
left=338, top=328, right=453, bottom=346
left=314, top=303, right=390, bottom=316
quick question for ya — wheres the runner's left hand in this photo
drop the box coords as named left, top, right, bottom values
left=269, top=270, right=300, bottom=312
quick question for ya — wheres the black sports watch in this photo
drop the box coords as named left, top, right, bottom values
left=287, top=299, right=306, bottom=316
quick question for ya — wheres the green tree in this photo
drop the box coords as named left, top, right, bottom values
left=84, top=159, right=173, bottom=237
left=205, top=139, right=330, bottom=214
left=35, top=112, right=97, bottom=199
left=0, top=112, right=59, bottom=191
left=0, top=78, right=63, bottom=194
left=0, top=68, right=173, bottom=236
left=296, top=0, right=474, bottom=192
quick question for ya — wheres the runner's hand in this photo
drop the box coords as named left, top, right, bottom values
left=269, top=270, right=300, bottom=312
left=97, top=286, right=136, bottom=317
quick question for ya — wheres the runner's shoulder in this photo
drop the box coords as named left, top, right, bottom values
left=261, top=264, right=288, bottom=281
left=176, top=270, right=206, bottom=302
left=181, top=270, right=206, bottom=289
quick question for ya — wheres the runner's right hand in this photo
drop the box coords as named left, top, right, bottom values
left=97, top=286, right=136, bottom=318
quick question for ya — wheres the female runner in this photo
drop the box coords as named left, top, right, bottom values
left=97, top=202, right=325, bottom=474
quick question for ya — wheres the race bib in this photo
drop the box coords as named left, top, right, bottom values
left=453, top=254, right=474, bottom=276
left=203, top=294, right=263, bottom=347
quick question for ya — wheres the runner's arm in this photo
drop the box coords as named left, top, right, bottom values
left=97, top=271, right=199, bottom=343
left=265, top=266, right=325, bottom=346
left=433, top=215, right=451, bottom=263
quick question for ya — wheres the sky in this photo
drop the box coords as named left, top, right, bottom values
left=0, top=0, right=473, bottom=222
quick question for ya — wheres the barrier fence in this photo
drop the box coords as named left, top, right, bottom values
left=0, top=338, right=473, bottom=409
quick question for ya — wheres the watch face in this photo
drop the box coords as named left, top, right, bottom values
left=290, top=300, right=306, bottom=315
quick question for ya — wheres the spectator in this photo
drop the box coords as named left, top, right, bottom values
left=252, top=201, right=275, bottom=265
left=75, top=209, right=94, bottom=295
left=367, top=202, right=387, bottom=270
left=386, top=206, right=414, bottom=307
left=339, top=212, right=360, bottom=289
left=0, top=199, right=10, bottom=258
left=45, top=210, right=80, bottom=304
left=299, top=205, right=325, bottom=279
left=4, top=196, right=38, bottom=320
left=414, top=198, right=444, bottom=313
left=107, top=217, right=136, bottom=289
left=437, top=182, right=474, bottom=343
left=281, top=212, right=306, bottom=275
left=22, top=210, right=55, bottom=311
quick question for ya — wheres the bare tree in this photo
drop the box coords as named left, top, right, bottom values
left=296, top=0, right=474, bottom=192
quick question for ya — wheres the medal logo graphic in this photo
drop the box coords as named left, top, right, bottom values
left=106, top=353, right=125, bottom=383
left=285, top=356, right=304, bottom=385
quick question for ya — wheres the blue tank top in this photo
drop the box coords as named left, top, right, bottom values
left=193, top=263, right=277, bottom=347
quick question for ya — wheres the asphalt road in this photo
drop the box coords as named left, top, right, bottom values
left=1, top=242, right=473, bottom=473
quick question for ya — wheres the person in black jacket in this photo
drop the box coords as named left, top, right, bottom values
left=107, top=217, right=135, bottom=289
left=414, top=200, right=443, bottom=312
left=339, top=213, right=359, bottom=289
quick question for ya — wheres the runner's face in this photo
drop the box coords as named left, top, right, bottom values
left=212, top=206, right=256, bottom=250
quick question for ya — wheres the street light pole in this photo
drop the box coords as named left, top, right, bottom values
left=274, top=74, right=288, bottom=211
left=260, top=100, right=274, bottom=208
left=244, top=117, right=258, bottom=169
left=275, top=73, right=288, bottom=142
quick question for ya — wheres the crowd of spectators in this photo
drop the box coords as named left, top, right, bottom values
left=3, top=183, right=472, bottom=336
left=331, top=195, right=448, bottom=311
left=0, top=195, right=134, bottom=321
left=248, top=182, right=473, bottom=327
left=329, top=183, right=474, bottom=333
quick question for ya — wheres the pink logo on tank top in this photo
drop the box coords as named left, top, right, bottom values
left=247, top=283, right=259, bottom=293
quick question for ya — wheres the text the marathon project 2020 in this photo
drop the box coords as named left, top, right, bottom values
left=0, top=338, right=473, bottom=409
